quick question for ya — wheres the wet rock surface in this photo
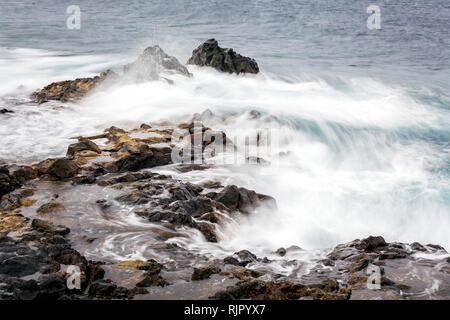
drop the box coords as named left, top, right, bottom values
left=95, top=167, right=274, bottom=243
left=208, top=235, right=450, bottom=300
left=187, top=39, right=259, bottom=74
left=0, top=166, right=24, bottom=199
left=0, top=219, right=146, bottom=300
left=31, top=70, right=118, bottom=104
left=191, top=266, right=221, bottom=281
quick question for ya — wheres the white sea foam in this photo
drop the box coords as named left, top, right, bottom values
left=0, top=48, right=449, bottom=257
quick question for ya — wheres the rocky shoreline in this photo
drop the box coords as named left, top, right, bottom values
left=1, top=40, right=449, bottom=300
left=1, top=118, right=448, bottom=300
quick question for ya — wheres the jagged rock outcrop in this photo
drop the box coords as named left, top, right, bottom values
left=123, top=45, right=191, bottom=81
left=187, top=38, right=259, bottom=74
left=99, top=170, right=275, bottom=243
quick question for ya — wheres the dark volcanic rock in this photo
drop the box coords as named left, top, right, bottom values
left=114, top=147, right=172, bottom=172
left=223, top=250, right=258, bottom=267
left=0, top=254, right=44, bottom=277
left=136, top=273, right=168, bottom=287
left=47, top=158, right=79, bottom=179
left=355, top=235, right=387, bottom=252
left=2, top=274, right=67, bottom=300
left=0, top=166, right=21, bottom=199
left=8, top=166, right=39, bottom=184
left=88, top=279, right=147, bottom=299
left=146, top=210, right=195, bottom=226
left=187, top=39, right=259, bottom=74
left=137, top=259, right=164, bottom=273
left=196, top=222, right=218, bottom=243
left=124, top=45, right=191, bottom=81
left=212, top=185, right=276, bottom=213
left=212, top=279, right=350, bottom=300
left=135, top=259, right=168, bottom=287
left=223, top=256, right=241, bottom=266
left=170, top=196, right=214, bottom=216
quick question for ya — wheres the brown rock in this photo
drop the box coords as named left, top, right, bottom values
left=136, top=273, right=168, bottom=287
left=31, top=218, right=70, bottom=235
left=117, top=260, right=148, bottom=269
left=355, top=236, right=387, bottom=252
left=0, top=214, right=26, bottom=233
left=67, top=138, right=101, bottom=157
left=47, top=158, right=79, bottom=179
left=191, top=266, right=221, bottom=281
left=32, top=70, right=117, bottom=104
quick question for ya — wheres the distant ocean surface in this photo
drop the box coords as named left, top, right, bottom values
left=1, top=0, right=449, bottom=80
left=0, top=0, right=449, bottom=250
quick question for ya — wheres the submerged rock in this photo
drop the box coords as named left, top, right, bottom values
left=187, top=38, right=259, bottom=74
left=36, top=201, right=65, bottom=215
left=31, top=219, right=70, bottom=236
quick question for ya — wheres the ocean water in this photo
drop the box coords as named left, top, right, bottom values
left=0, top=0, right=449, bottom=254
